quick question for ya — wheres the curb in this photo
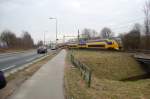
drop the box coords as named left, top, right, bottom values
left=4, top=54, right=50, bottom=77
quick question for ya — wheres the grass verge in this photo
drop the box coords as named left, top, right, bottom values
left=64, top=50, right=150, bottom=99
left=71, top=50, right=145, bottom=80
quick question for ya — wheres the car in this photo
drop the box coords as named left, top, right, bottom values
left=37, top=46, right=47, bottom=54
left=0, top=70, right=7, bottom=89
left=51, top=44, right=57, bottom=50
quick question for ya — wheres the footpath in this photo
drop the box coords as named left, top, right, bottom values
left=9, top=50, right=66, bottom=99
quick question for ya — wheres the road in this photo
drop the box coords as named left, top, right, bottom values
left=0, top=49, right=50, bottom=72
left=9, top=50, right=66, bottom=99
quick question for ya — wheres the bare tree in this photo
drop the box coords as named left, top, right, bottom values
left=0, top=30, right=17, bottom=48
left=81, top=28, right=99, bottom=41
left=143, top=0, right=150, bottom=49
left=121, top=23, right=141, bottom=50
left=100, top=27, right=113, bottom=39
left=22, top=31, right=34, bottom=48
left=133, top=23, right=142, bottom=32
left=0, top=30, right=35, bottom=49
left=37, top=40, right=43, bottom=47
left=81, top=28, right=92, bottom=40
left=91, top=29, right=98, bottom=38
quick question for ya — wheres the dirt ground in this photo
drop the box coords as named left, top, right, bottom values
left=0, top=51, right=58, bottom=99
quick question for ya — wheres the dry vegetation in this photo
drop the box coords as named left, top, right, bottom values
left=65, top=50, right=150, bottom=99
left=72, top=50, right=145, bottom=80
left=0, top=48, right=33, bottom=54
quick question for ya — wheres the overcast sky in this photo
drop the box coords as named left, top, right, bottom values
left=0, top=0, right=146, bottom=43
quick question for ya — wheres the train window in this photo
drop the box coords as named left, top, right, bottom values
left=88, top=45, right=105, bottom=47
left=106, top=42, right=113, bottom=45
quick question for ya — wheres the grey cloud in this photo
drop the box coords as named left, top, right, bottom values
left=0, top=0, right=146, bottom=42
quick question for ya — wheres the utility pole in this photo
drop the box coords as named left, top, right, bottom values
left=44, top=32, right=45, bottom=45
left=78, top=29, right=80, bottom=43
left=63, top=35, right=65, bottom=43
left=49, top=17, right=58, bottom=44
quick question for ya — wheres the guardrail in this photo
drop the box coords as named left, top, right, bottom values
left=133, top=53, right=150, bottom=65
left=127, top=49, right=150, bottom=54
left=70, top=54, right=92, bottom=88
left=136, top=58, right=150, bottom=65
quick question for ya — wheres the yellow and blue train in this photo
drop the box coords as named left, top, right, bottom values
left=66, top=39, right=121, bottom=50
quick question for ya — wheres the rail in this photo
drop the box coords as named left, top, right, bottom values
left=70, top=54, right=92, bottom=88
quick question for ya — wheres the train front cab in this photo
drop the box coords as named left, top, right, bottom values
left=105, top=39, right=119, bottom=50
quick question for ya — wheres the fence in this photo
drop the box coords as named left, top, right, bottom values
left=70, top=54, right=92, bottom=88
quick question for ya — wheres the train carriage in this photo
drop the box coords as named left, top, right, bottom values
left=86, top=39, right=119, bottom=50
left=78, top=40, right=87, bottom=48
left=67, top=43, right=78, bottom=49
left=66, top=39, right=120, bottom=50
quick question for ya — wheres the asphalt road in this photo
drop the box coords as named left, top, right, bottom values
left=0, top=49, right=50, bottom=72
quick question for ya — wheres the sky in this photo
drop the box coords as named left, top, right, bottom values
left=0, top=0, right=146, bottom=43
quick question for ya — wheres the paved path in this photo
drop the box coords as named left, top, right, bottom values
left=9, top=50, right=66, bottom=99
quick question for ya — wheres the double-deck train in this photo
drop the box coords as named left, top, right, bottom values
left=66, top=39, right=121, bottom=50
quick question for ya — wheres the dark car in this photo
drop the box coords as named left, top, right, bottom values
left=37, top=46, right=47, bottom=54
left=0, top=71, right=7, bottom=89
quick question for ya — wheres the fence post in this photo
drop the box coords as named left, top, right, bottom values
left=88, top=70, right=92, bottom=88
left=70, top=54, right=73, bottom=63
left=70, top=53, right=92, bottom=88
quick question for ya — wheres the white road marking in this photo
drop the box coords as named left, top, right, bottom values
left=2, top=65, right=17, bottom=71
left=26, top=57, right=36, bottom=62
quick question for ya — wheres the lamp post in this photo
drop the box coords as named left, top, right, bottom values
left=44, top=31, right=48, bottom=45
left=49, top=17, right=58, bottom=43
left=44, top=32, right=45, bottom=45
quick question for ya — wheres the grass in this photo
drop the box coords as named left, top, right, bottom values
left=65, top=50, right=150, bottom=99
left=72, top=50, right=145, bottom=80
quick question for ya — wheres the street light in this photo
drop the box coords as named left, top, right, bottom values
left=44, top=32, right=45, bottom=45
left=49, top=17, right=58, bottom=43
left=44, top=31, right=48, bottom=45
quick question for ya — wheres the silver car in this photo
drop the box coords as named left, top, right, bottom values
left=37, top=46, right=47, bottom=54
